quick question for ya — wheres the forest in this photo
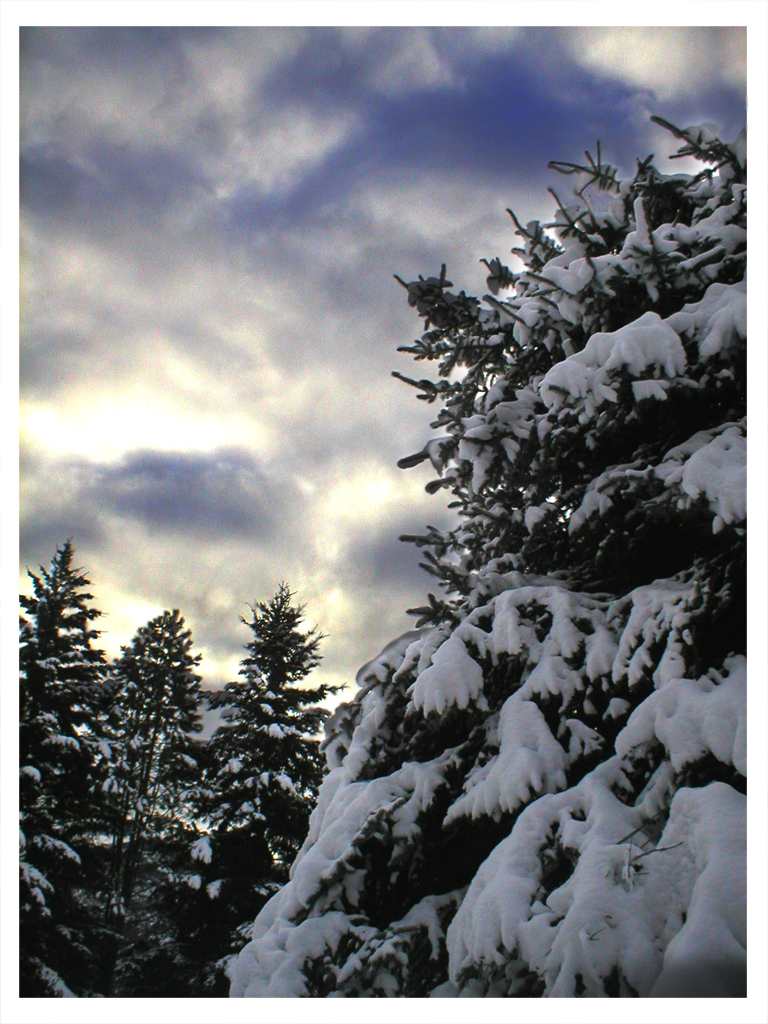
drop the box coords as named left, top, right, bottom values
left=20, top=559, right=338, bottom=996
left=20, top=116, right=746, bottom=999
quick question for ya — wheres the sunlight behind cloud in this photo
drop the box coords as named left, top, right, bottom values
left=20, top=391, right=274, bottom=465
left=348, top=171, right=546, bottom=296
left=307, top=462, right=430, bottom=571
left=319, top=462, right=429, bottom=527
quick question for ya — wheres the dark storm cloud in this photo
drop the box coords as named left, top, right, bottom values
left=248, top=25, right=745, bottom=200
left=20, top=447, right=300, bottom=568
left=89, top=447, right=293, bottom=537
left=212, top=30, right=530, bottom=226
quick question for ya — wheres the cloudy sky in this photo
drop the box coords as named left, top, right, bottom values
left=16, top=21, right=748, bottom=704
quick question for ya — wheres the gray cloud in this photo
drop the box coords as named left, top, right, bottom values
left=20, top=451, right=109, bottom=569
left=346, top=507, right=456, bottom=589
left=20, top=446, right=298, bottom=548
left=88, top=447, right=291, bottom=537
left=20, top=508, right=107, bottom=569
left=20, top=138, right=209, bottom=228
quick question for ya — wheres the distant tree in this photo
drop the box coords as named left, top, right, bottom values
left=19, top=540, right=109, bottom=996
left=230, top=118, right=746, bottom=998
left=99, top=609, right=203, bottom=995
left=163, top=583, right=338, bottom=993
left=212, top=583, right=332, bottom=859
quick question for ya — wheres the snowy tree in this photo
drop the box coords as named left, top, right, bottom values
left=230, top=118, right=746, bottom=998
left=171, top=583, right=338, bottom=993
left=19, top=541, right=109, bottom=996
left=210, top=584, right=331, bottom=861
left=98, top=609, right=203, bottom=994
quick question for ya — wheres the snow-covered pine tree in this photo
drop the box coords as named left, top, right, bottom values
left=19, top=540, right=109, bottom=996
left=230, top=117, right=746, bottom=999
left=98, top=609, right=204, bottom=995
left=175, top=583, right=338, bottom=992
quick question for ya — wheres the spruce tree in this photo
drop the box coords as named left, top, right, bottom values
left=19, top=540, right=109, bottom=996
left=212, top=583, right=331, bottom=860
left=230, top=118, right=746, bottom=998
left=171, top=583, right=337, bottom=993
left=99, top=609, right=203, bottom=995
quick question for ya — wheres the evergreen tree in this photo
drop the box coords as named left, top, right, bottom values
left=99, top=609, right=203, bottom=995
left=164, top=584, right=337, bottom=993
left=19, top=540, right=109, bottom=996
left=212, top=583, right=332, bottom=861
left=231, top=118, right=746, bottom=998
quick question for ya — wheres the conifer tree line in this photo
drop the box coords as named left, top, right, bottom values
left=19, top=541, right=337, bottom=997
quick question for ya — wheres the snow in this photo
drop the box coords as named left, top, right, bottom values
left=42, top=733, right=81, bottom=750
left=291, top=766, right=346, bottom=875
left=409, top=635, right=484, bottom=715
left=31, top=834, right=81, bottom=864
left=231, top=911, right=357, bottom=997
left=447, top=765, right=644, bottom=994
left=444, top=695, right=567, bottom=823
left=274, top=771, right=296, bottom=793
left=191, top=835, right=212, bottom=864
left=233, top=557, right=746, bottom=996
left=610, top=577, right=696, bottom=690
left=540, top=311, right=687, bottom=415
left=585, top=626, right=617, bottom=681
left=38, top=965, right=76, bottom=998
left=679, top=427, right=746, bottom=527
left=395, top=893, right=453, bottom=961
left=20, top=861, right=54, bottom=903
left=667, top=280, right=746, bottom=360
left=604, top=697, right=631, bottom=721
left=616, top=655, right=746, bottom=784
left=355, top=630, right=423, bottom=691
left=239, top=750, right=455, bottom=991
left=524, top=503, right=553, bottom=534
left=655, top=421, right=746, bottom=529
left=488, top=585, right=591, bottom=663
left=648, top=784, right=746, bottom=996
left=631, top=379, right=668, bottom=402
left=446, top=764, right=745, bottom=997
